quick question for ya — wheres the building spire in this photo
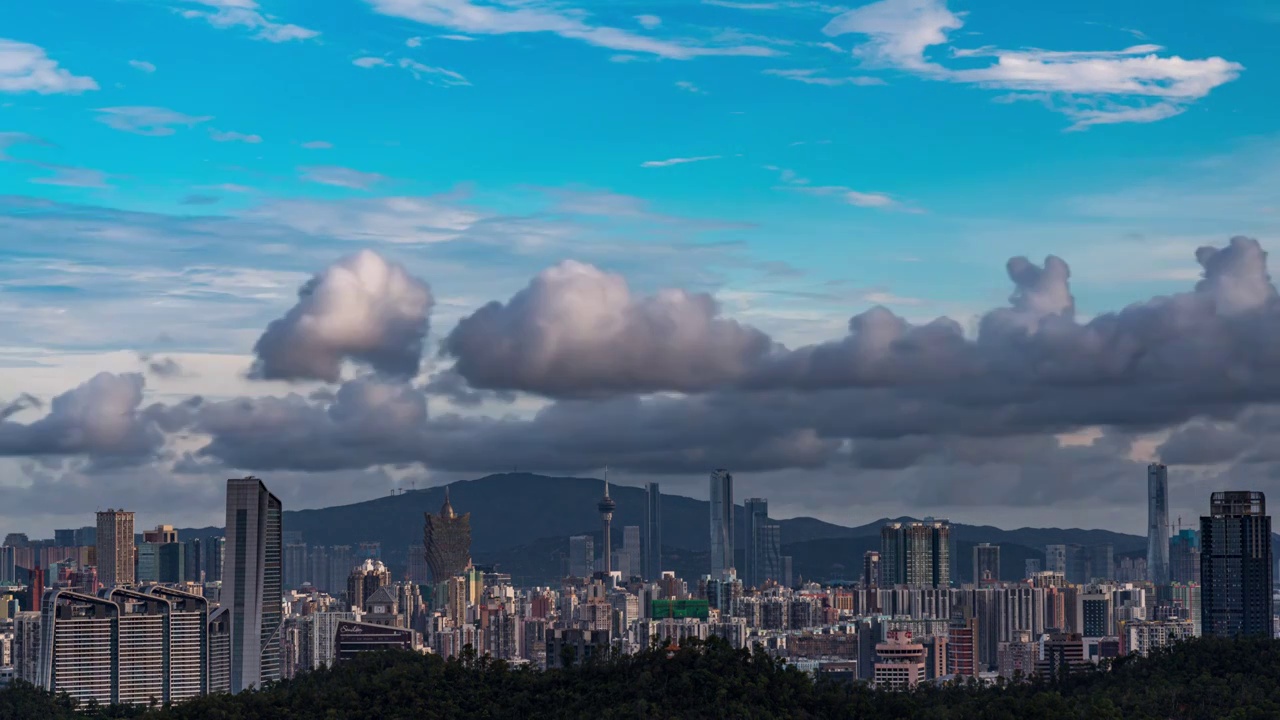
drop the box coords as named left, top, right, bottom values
left=604, top=466, right=610, bottom=497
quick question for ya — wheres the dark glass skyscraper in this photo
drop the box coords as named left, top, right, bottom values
left=973, top=543, right=1000, bottom=585
left=223, top=476, right=283, bottom=693
left=424, top=487, right=472, bottom=582
left=709, top=469, right=734, bottom=578
left=1148, top=463, right=1170, bottom=585
left=744, top=498, right=768, bottom=588
left=881, top=520, right=951, bottom=588
left=644, top=483, right=661, bottom=580
left=1201, top=491, right=1272, bottom=637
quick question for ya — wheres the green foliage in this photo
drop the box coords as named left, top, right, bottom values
left=4, top=636, right=1280, bottom=719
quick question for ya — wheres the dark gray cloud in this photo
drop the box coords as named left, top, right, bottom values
left=444, top=260, right=776, bottom=396
left=422, top=370, right=515, bottom=407
left=0, top=373, right=164, bottom=460
left=250, top=250, right=434, bottom=382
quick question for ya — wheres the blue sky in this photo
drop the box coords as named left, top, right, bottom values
left=0, top=0, right=1276, bottom=534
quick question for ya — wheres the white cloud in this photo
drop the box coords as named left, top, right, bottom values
left=399, top=58, right=470, bottom=86
left=298, top=165, right=388, bottom=189
left=302, top=140, right=333, bottom=149
left=822, top=0, right=1242, bottom=128
left=0, top=39, right=98, bottom=94
left=365, top=0, right=781, bottom=60
left=250, top=196, right=484, bottom=244
left=353, top=56, right=391, bottom=68
left=438, top=34, right=474, bottom=41
left=675, top=80, right=706, bottom=94
left=763, top=68, right=884, bottom=86
left=176, top=0, right=320, bottom=42
left=636, top=14, right=662, bottom=29
left=30, top=166, right=112, bottom=189
left=641, top=155, right=721, bottom=168
left=209, top=128, right=263, bottom=143
left=406, top=36, right=424, bottom=47
left=770, top=166, right=907, bottom=210
left=95, top=106, right=213, bottom=136
left=128, top=60, right=157, bottom=73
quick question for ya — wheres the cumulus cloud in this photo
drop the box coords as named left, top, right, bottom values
left=0, top=39, right=98, bottom=94
left=250, top=250, right=434, bottom=382
left=444, top=260, right=776, bottom=396
left=0, top=373, right=163, bottom=460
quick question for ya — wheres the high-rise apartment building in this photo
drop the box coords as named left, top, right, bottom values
left=110, top=588, right=167, bottom=706
left=1086, top=544, right=1114, bottom=582
left=1169, top=529, right=1200, bottom=585
left=149, top=586, right=208, bottom=702
left=40, top=589, right=116, bottom=705
left=1201, top=491, right=1272, bottom=637
left=423, top=488, right=472, bottom=583
left=881, top=520, right=951, bottom=588
left=973, top=543, right=1000, bottom=585
left=203, top=537, right=224, bottom=584
left=143, top=525, right=178, bottom=544
left=347, top=559, right=391, bottom=612
left=1148, top=463, right=1170, bottom=585
left=709, top=469, right=734, bottom=578
left=622, top=526, right=641, bottom=580
left=223, top=476, right=283, bottom=693
left=645, top=483, right=662, bottom=580
left=96, top=509, right=135, bottom=589
left=406, top=544, right=429, bottom=585
left=284, top=543, right=308, bottom=590
left=0, top=545, right=14, bottom=584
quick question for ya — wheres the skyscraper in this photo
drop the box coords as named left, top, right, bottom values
left=622, top=526, right=641, bottom=580
left=222, top=476, right=283, bottom=693
left=568, top=535, right=594, bottom=579
left=597, top=476, right=616, bottom=576
left=423, top=488, right=472, bottom=582
left=881, top=521, right=951, bottom=588
left=1201, top=491, right=1272, bottom=637
left=744, top=498, right=768, bottom=588
left=96, top=509, right=135, bottom=589
left=645, top=483, right=662, bottom=580
left=973, top=543, right=1000, bottom=585
left=1169, top=529, right=1200, bottom=585
left=709, top=469, right=734, bottom=577
left=1147, top=463, right=1170, bottom=586
left=862, top=551, right=881, bottom=588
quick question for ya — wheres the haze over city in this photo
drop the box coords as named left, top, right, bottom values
left=0, top=0, right=1275, bottom=540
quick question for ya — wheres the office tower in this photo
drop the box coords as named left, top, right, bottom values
left=347, top=559, right=391, bottom=612
left=1086, top=544, right=1114, bottom=582
left=54, top=529, right=76, bottom=548
left=406, top=544, right=429, bottom=584
left=744, top=498, right=767, bottom=588
left=1148, top=463, right=1170, bottom=585
left=1045, top=544, right=1087, bottom=584
left=143, top=525, right=178, bottom=544
left=1201, top=491, right=1272, bottom=637
left=709, top=469, right=734, bottom=577
left=423, top=488, right=472, bottom=582
left=758, top=524, right=782, bottom=587
left=1024, top=559, right=1041, bottom=578
left=1076, top=592, right=1113, bottom=637
left=1037, top=632, right=1086, bottom=677
left=2, top=533, right=29, bottom=548
left=568, top=536, right=595, bottom=579
left=158, top=543, right=185, bottom=584
left=284, top=543, right=308, bottom=590
left=781, top=556, right=793, bottom=589
left=137, top=543, right=160, bottom=584
left=622, top=526, right=641, bottom=580
left=149, top=586, right=208, bottom=701
left=881, top=521, right=951, bottom=588
left=96, top=509, right=135, bottom=588
left=862, top=551, right=881, bottom=588
left=874, top=630, right=927, bottom=689
left=203, top=537, right=224, bottom=584
left=40, top=589, right=117, bottom=704
left=223, top=476, right=283, bottom=693
left=973, top=543, right=1000, bottom=585
left=0, top=545, right=14, bottom=584
left=184, top=538, right=203, bottom=583
left=597, top=477, right=616, bottom=576
left=74, top=527, right=97, bottom=547
left=1169, top=529, right=1200, bottom=584
left=645, top=482, right=662, bottom=580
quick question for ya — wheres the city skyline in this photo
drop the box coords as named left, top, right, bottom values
left=0, top=0, right=1276, bottom=537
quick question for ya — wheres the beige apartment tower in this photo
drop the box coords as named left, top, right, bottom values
left=96, top=509, right=136, bottom=588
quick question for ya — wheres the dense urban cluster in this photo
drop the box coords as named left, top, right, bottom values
left=0, top=463, right=1273, bottom=714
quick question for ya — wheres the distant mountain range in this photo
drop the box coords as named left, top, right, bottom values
left=179, top=472, right=1150, bottom=585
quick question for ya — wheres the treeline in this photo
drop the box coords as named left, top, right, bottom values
left=4, top=636, right=1280, bottom=719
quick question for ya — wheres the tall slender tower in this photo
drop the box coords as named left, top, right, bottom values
left=423, top=487, right=472, bottom=582
left=597, top=472, right=616, bottom=576
left=644, top=483, right=661, bottom=580
left=1147, top=463, right=1170, bottom=585
left=223, top=476, right=282, bottom=693
left=709, top=469, right=734, bottom=578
